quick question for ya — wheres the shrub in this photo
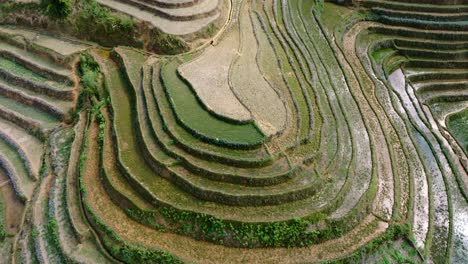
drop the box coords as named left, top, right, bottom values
left=147, top=29, right=189, bottom=55
left=0, top=200, right=5, bottom=241
left=74, top=0, right=138, bottom=47
left=78, top=52, right=100, bottom=97
left=0, top=2, right=43, bottom=15
left=41, top=0, right=73, bottom=19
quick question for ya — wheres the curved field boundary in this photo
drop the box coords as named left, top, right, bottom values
left=80, top=113, right=390, bottom=263
left=160, top=59, right=266, bottom=149
left=2, top=0, right=465, bottom=263
left=335, top=1, right=468, bottom=260
left=95, top=0, right=221, bottom=35
left=228, top=0, right=287, bottom=137
left=0, top=43, right=73, bottom=85
left=178, top=26, right=253, bottom=123
left=110, top=0, right=220, bottom=21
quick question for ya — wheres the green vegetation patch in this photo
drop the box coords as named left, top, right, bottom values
left=41, top=0, right=73, bottom=19
left=371, top=48, right=396, bottom=64
left=447, top=108, right=468, bottom=153
left=160, top=59, right=266, bottom=149
left=0, top=193, right=5, bottom=241
left=147, top=30, right=189, bottom=55
left=78, top=52, right=101, bottom=98
left=327, top=224, right=419, bottom=264
left=73, top=0, right=139, bottom=47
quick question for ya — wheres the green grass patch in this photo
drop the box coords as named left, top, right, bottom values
left=326, top=224, right=419, bottom=264
left=0, top=193, right=5, bottom=240
left=371, top=48, right=396, bottom=64
left=447, top=108, right=468, bottom=153
left=0, top=1, right=42, bottom=14
left=320, top=2, right=353, bottom=32
left=160, top=59, right=266, bottom=148
left=45, top=219, right=66, bottom=263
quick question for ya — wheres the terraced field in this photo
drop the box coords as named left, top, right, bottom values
left=0, top=0, right=466, bottom=263
left=95, top=0, right=223, bottom=35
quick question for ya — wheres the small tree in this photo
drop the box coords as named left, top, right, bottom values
left=42, top=0, right=73, bottom=19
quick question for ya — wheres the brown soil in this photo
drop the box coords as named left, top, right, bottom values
left=0, top=169, right=24, bottom=236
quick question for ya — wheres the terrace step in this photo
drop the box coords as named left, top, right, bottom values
left=375, top=14, right=468, bottom=31
left=152, top=68, right=272, bottom=167
left=123, top=55, right=274, bottom=167
left=103, top=99, right=337, bottom=221
left=64, top=111, right=94, bottom=241
left=279, top=0, right=372, bottom=217
left=394, top=38, right=468, bottom=51
left=0, top=128, right=36, bottom=182
left=0, top=57, right=74, bottom=101
left=413, top=79, right=468, bottom=93
left=0, top=141, right=35, bottom=202
left=0, top=78, right=73, bottom=121
left=369, top=25, right=468, bottom=41
left=140, top=65, right=293, bottom=186
left=0, top=42, right=73, bottom=84
left=0, top=25, right=89, bottom=65
left=159, top=60, right=266, bottom=150
left=253, top=4, right=315, bottom=143
left=32, top=175, right=63, bottom=264
left=98, top=53, right=348, bottom=223
left=0, top=94, right=59, bottom=138
left=111, top=47, right=273, bottom=168
left=95, top=0, right=220, bottom=35
left=371, top=47, right=398, bottom=65
left=101, top=109, right=158, bottom=211
left=384, top=54, right=407, bottom=74
left=140, top=0, right=202, bottom=8
left=397, top=48, right=468, bottom=61
left=372, top=7, right=468, bottom=22
left=383, top=0, right=468, bottom=5
left=112, top=0, right=219, bottom=21
left=48, top=178, right=79, bottom=261
left=405, top=59, right=468, bottom=69
left=360, top=0, right=468, bottom=13
left=46, top=126, right=113, bottom=263
left=167, top=164, right=321, bottom=206
left=83, top=110, right=390, bottom=263
left=0, top=118, right=43, bottom=179
left=112, top=53, right=313, bottom=204
left=418, top=88, right=468, bottom=103
left=405, top=68, right=468, bottom=82
left=49, top=170, right=113, bottom=263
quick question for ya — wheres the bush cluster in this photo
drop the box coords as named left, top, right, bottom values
left=78, top=52, right=100, bottom=97
left=74, top=0, right=138, bottom=47
left=147, top=30, right=189, bottom=55
left=41, top=0, right=73, bottom=19
left=0, top=201, right=5, bottom=241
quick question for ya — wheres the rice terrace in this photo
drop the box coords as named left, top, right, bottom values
left=0, top=0, right=466, bottom=263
